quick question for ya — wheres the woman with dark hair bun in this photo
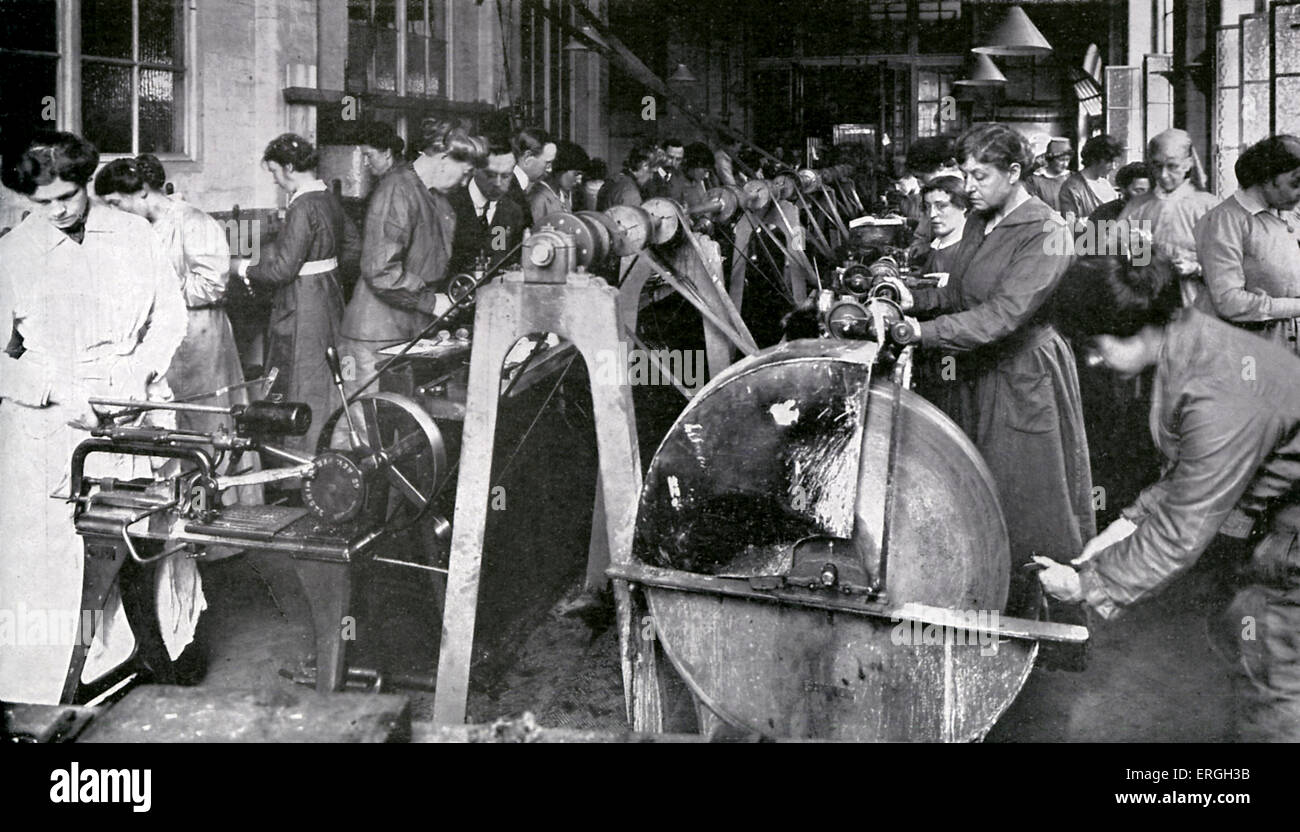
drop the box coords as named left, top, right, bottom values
left=1058, top=134, right=1124, bottom=228
left=893, top=121, right=1095, bottom=621
left=232, top=133, right=360, bottom=455
left=95, top=156, right=249, bottom=442
left=0, top=131, right=191, bottom=703
left=1039, top=254, right=1300, bottom=741
left=1194, top=135, right=1300, bottom=356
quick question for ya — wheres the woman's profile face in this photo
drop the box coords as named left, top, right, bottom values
left=264, top=160, right=294, bottom=194
left=960, top=156, right=1018, bottom=213
left=101, top=189, right=150, bottom=218
left=362, top=145, right=393, bottom=176
left=1261, top=166, right=1300, bottom=212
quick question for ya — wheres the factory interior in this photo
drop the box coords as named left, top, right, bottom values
left=0, top=0, right=1298, bottom=782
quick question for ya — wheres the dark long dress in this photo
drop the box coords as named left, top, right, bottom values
left=912, top=194, right=1096, bottom=617
left=246, top=186, right=360, bottom=454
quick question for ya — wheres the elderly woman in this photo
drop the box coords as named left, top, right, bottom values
left=232, top=134, right=360, bottom=456
left=1038, top=255, right=1300, bottom=741
left=1195, top=135, right=1300, bottom=356
left=896, top=122, right=1095, bottom=619
left=0, top=131, right=190, bottom=703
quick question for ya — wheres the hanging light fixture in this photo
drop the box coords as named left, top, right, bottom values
left=668, top=63, right=698, bottom=83
left=972, top=6, right=1053, bottom=57
left=954, top=53, right=1008, bottom=86
left=565, top=24, right=606, bottom=53
left=564, top=36, right=588, bottom=53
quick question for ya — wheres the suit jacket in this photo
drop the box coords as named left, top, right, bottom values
left=447, top=184, right=526, bottom=277
left=342, top=163, right=455, bottom=343
left=527, top=180, right=566, bottom=226
left=505, top=175, right=532, bottom=230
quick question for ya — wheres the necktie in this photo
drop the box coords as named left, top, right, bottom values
left=479, top=201, right=491, bottom=234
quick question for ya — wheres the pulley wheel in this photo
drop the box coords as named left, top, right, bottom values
left=769, top=174, right=798, bottom=202
left=704, top=186, right=740, bottom=223
left=316, top=391, right=448, bottom=532
left=604, top=204, right=654, bottom=255
left=640, top=198, right=681, bottom=245
left=741, top=179, right=772, bottom=212
left=536, top=211, right=602, bottom=269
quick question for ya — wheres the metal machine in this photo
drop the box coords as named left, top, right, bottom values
left=64, top=347, right=451, bottom=701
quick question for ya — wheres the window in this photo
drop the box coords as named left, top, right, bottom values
left=0, top=1, right=192, bottom=157
left=347, top=0, right=446, bottom=98
left=81, top=0, right=186, bottom=154
left=916, top=68, right=959, bottom=138
left=0, top=0, right=60, bottom=133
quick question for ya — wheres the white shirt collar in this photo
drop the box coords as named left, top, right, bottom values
left=469, top=178, right=489, bottom=210
left=513, top=165, right=530, bottom=191
left=1234, top=187, right=1270, bottom=216
left=288, top=179, right=328, bottom=205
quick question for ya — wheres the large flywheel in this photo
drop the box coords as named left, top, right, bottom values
left=631, top=339, right=1030, bottom=741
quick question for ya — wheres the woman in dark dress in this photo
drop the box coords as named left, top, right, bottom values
left=234, top=133, right=360, bottom=454
left=896, top=123, right=1096, bottom=619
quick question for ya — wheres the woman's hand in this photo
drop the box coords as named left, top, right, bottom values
left=1073, top=516, right=1137, bottom=566
left=1033, top=555, right=1083, bottom=602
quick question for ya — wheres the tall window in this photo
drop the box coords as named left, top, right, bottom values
left=0, top=1, right=191, bottom=156
left=81, top=0, right=186, bottom=154
left=347, top=0, right=447, bottom=97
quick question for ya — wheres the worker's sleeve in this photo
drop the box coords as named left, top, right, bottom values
left=133, top=232, right=190, bottom=382
left=715, top=152, right=737, bottom=187
left=360, top=182, right=441, bottom=316
left=1197, top=208, right=1300, bottom=323
left=1079, top=393, right=1278, bottom=619
left=0, top=260, right=52, bottom=407
left=917, top=223, right=1069, bottom=352
left=1056, top=181, right=1087, bottom=233
left=615, top=180, right=643, bottom=208
left=910, top=280, right=961, bottom=316
left=179, top=213, right=230, bottom=307
left=528, top=187, right=553, bottom=227
left=246, top=202, right=312, bottom=289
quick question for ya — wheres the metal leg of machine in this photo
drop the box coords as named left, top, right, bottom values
left=432, top=238, right=643, bottom=726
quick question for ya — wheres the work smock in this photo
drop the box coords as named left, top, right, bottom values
left=245, top=182, right=359, bottom=454
left=911, top=194, right=1096, bottom=615
left=1195, top=188, right=1300, bottom=357
left=0, top=205, right=193, bottom=704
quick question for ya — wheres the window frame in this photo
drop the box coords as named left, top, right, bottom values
left=50, top=0, right=198, bottom=161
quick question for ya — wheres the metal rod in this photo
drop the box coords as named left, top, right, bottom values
left=88, top=398, right=232, bottom=415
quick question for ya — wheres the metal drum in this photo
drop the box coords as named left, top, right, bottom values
left=604, top=204, right=655, bottom=255
left=639, top=198, right=682, bottom=245
left=632, top=339, right=1027, bottom=740
left=536, top=211, right=610, bottom=267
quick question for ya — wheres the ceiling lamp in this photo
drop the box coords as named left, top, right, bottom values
left=563, top=36, right=588, bottom=52
left=668, top=63, right=698, bottom=83
left=954, top=53, right=1008, bottom=86
left=973, top=6, right=1053, bottom=57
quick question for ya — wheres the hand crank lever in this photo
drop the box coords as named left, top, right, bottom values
left=325, top=346, right=364, bottom=450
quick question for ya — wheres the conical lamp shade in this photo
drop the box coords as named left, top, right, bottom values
left=973, top=6, right=1052, bottom=57
left=954, top=53, right=1007, bottom=86
left=668, top=63, right=698, bottom=83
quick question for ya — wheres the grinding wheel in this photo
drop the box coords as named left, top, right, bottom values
left=632, top=339, right=1027, bottom=740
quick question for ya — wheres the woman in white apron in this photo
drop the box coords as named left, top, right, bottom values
left=0, top=132, right=194, bottom=704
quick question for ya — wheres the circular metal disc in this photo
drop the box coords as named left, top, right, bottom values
left=640, top=197, right=681, bottom=245
left=604, top=204, right=653, bottom=255
left=770, top=174, right=798, bottom=202
left=826, top=300, right=869, bottom=339
left=536, top=211, right=597, bottom=268
left=704, top=186, right=739, bottom=223
left=797, top=168, right=821, bottom=192
left=742, top=179, right=772, bottom=212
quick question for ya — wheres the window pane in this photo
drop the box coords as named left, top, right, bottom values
left=82, top=0, right=133, bottom=60
left=405, top=33, right=427, bottom=96
left=373, top=26, right=396, bottom=91
left=140, top=68, right=181, bottom=153
left=82, top=61, right=133, bottom=152
left=140, top=0, right=183, bottom=67
left=0, top=53, right=58, bottom=134
left=348, top=0, right=370, bottom=23
left=346, top=19, right=372, bottom=92
left=374, top=0, right=396, bottom=29
left=0, top=0, right=58, bottom=53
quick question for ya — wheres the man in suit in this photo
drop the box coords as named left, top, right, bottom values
left=646, top=137, right=686, bottom=203
left=507, top=126, right=556, bottom=230
left=448, top=138, right=526, bottom=278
